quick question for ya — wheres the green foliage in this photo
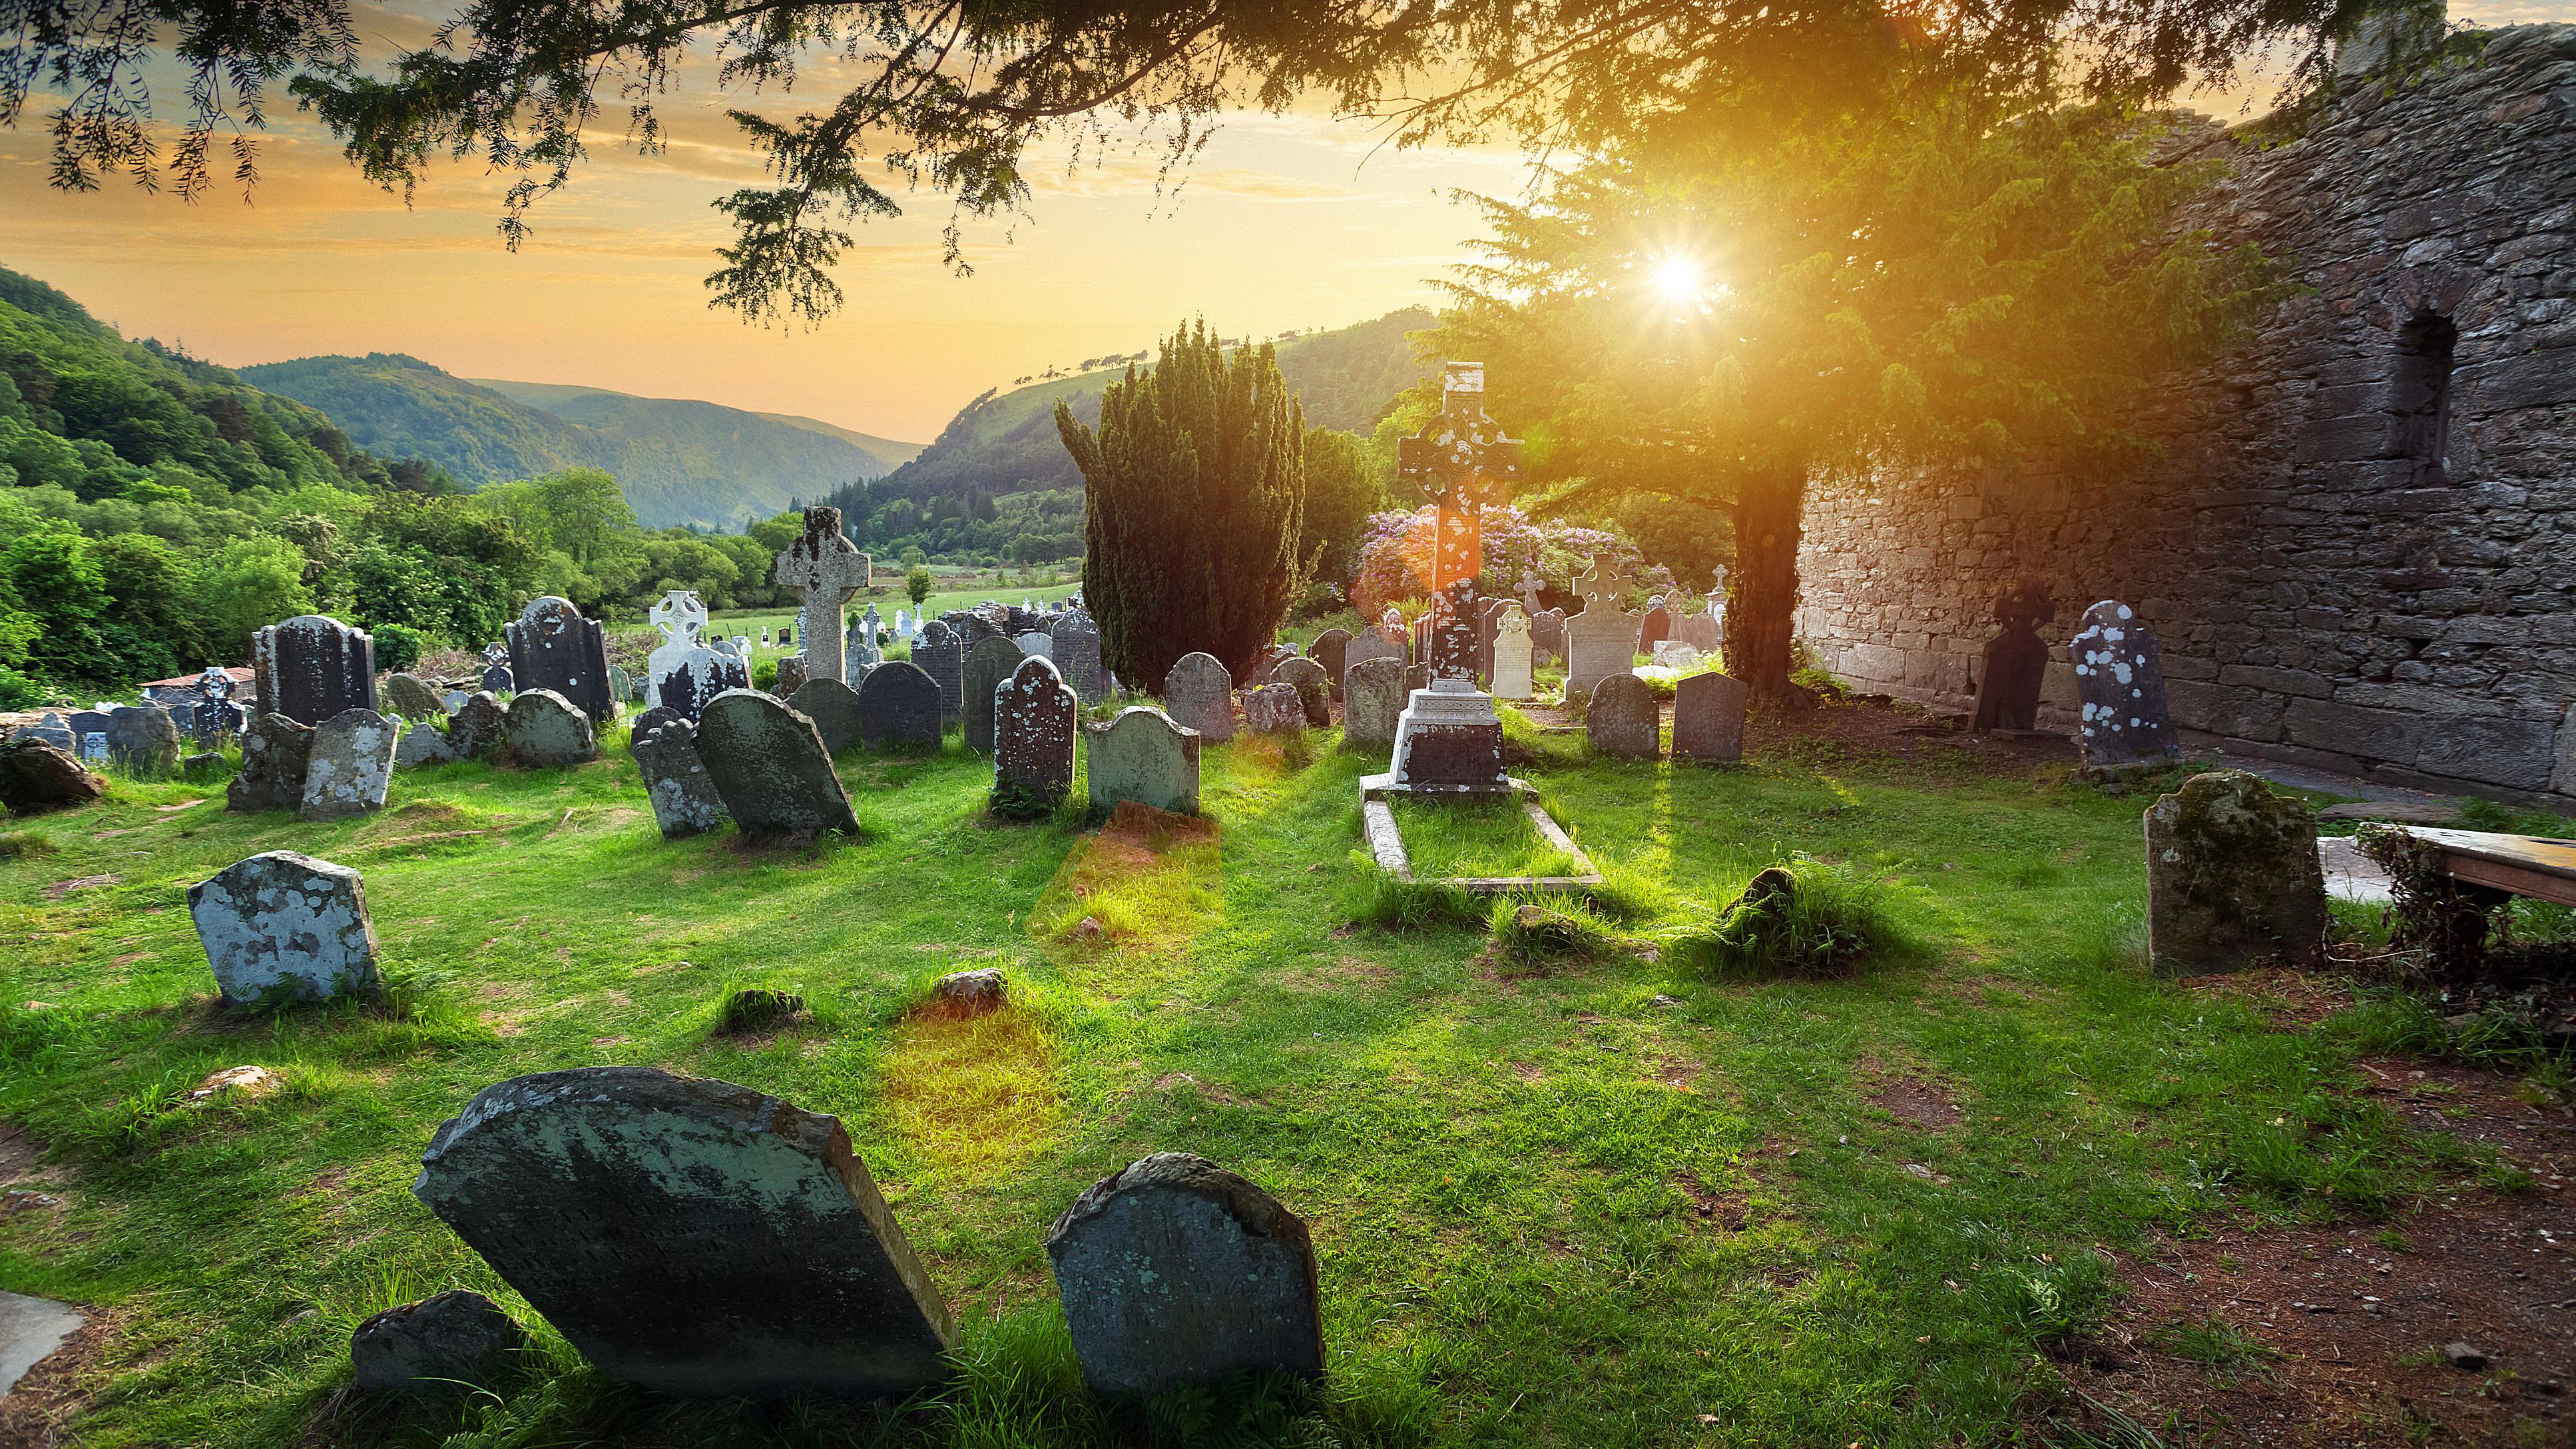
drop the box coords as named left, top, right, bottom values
left=1663, top=862, right=1916, bottom=978
left=1059, top=322, right=1307, bottom=688
left=1487, top=898, right=1624, bottom=970
left=372, top=622, right=427, bottom=673
left=1298, top=424, right=1384, bottom=586
left=907, top=565, right=933, bottom=605
left=989, top=776, right=1067, bottom=821
left=0, top=665, right=43, bottom=710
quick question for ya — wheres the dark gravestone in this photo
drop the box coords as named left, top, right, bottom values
left=1085, top=707, right=1201, bottom=816
left=226, top=711, right=314, bottom=812
left=252, top=615, right=376, bottom=726
left=774, top=654, right=810, bottom=698
left=912, top=621, right=965, bottom=728
left=506, top=597, right=615, bottom=723
left=656, top=649, right=746, bottom=724
left=1342, top=656, right=1408, bottom=749
left=1530, top=607, right=1567, bottom=668
left=107, top=705, right=180, bottom=772
left=1971, top=579, right=2056, bottom=733
left=1051, top=612, right=1105, bottom=704
left=448, top=691, right=507, bottom=762
left=858, top=661, right=943, bottom=750
left=351, top=1291, right=531, bottom=1396
left=635, top=721, right=728, bottom=839
left=412, top=1067, right=953, bottom=1399
left=1672, top=671, right=1750, bottom=764
left=1639, top=601, right=1673, bottom=657
left=2071, top=600, right=2181, bottom=769
left=481, top=663, right=515, bottom=695
left=2145, top=770, right=2328, bottom=975
left=1046, top=1152, right=1323, bottom=1399
left=0, top=736, right=105, bottom=816
left=1162, top=653, right=1235, bottom=741
left=1309, top=629, right=1352, bottom=699
left=787, top=679, right=866, bottom=753
left=504, top=689, right=598, bottom=768
left=993, top=657, right=1077, bottom=809
left=963, top=637, right=1025, bottom=754
left=189, top=850, right=383, bottom=1004
left=694, top=689, right=858, bottom=839
left=629, top=705, right=686, bottom=745
left=1273, top=657, right=1332, bottom=726
left=1587, top=674, right=1661, bottom=760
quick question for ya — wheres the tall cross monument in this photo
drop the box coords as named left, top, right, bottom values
left=1398, top=363, right=1523, bottom=683
left=772, top=506, right=872, bottom=687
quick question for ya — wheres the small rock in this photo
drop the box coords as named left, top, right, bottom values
left=187, top=1065, right=284, bottom=1102
left=2444, top=1341, right=2489, bottom=1371
left=1074, top=917, right=1106, bottom=940
left=931, top=968, right=1007, bottom=1014
left=3, top=1189, right=59, bottom=1212
left=1651, top=994, right=1681, bottom=1008
left=0, top=735, right=107, bottom=816
left=350, top=1290, right=531, bottom=1394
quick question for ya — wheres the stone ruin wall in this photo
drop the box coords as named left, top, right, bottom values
left=1796, top=23, right=2576, bottom=806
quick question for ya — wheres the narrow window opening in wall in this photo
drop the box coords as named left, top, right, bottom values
left=2391, top=312, right=2457, bottom=486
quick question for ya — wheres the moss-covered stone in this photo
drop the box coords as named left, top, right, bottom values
left=2144, top=770, right=2326, bottom=975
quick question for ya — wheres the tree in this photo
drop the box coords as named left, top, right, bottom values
left=196, top=536, right=313, bottom=659
left=1437, top=82, right=2278, bottom=697
left=1299, top=426, right=1385, bottom=589
left=1058, top=322, right=1306, bottom=687
left=906, top=566, right=933, bottom=606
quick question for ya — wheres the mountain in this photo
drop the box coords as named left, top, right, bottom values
left=240, top=356, right=921, bottom=529
left=874, top=307, right=1435, bottom=503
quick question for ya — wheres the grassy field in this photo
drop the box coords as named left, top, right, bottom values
left=0, top=701, right=2546, bottom=1446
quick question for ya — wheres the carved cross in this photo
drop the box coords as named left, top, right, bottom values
left=772, top=506, right=871, bottom=685
left=1397, top=362, right=1523, bottom=600
left=1573, top=555, right=1633, bottom=619
left=1517, top=568, right=1546, bottom=611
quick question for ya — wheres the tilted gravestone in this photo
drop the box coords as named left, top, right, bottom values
left=1273, top=656, right=1332, bottom=726
left=1085, top=706, right=1200, bottom=816
left=226, top=711, right=314, bottom=813
left=1338, top=629, right=1402, bottom=690
left=1587, top=674, right=1661, bottom=760
left=504, top=689, right=598, bottom=768
left=1972, top=579, right=2056, bottom=733
left=1492, top=604, right=1535, bottom=701
left=506, top=597, right=615, bottom=723
left=1045, top=1152, right=1323, bottom=1399
left=2070, top=600, right=2180, bottom=769
left=252, top=615, right=376, bottom=726
left=962, top=637, right=1026, bottom=754
left=447, top=692, right=507, bottom=762
left=857, top=661, right=943, bottom=750
left=1308, top=629, right=1352, bottom=697
left=1342, top=655, right=1408, bottom=749
left=772, top=507, right=870, bottom=687
left=1563, top=557, right=1641, bottom=696
left=1051, top=612, right=1105, bottom=704
left=635, top=720, right=728, bottom=839
left=350, top=1289, right=531, bottom=1396
left=2145, top=770, right=2327, bottom=975
left=382, top=673, right=445, bottom=721
left=787, top=679, right=865, bottom=753
left=189, top=850, right=383, bottom=1004
left=1672, top=671, right=1750, bottom=763
left=993, top=656, right=1077, bottom=810
left=911, top=621, right=965, bottom=728
left=300, top=709, right=399, bottom=820
left=1161, top=653, right=1236, bottom=742
left=107, top=705, right=180, bottom=773
left=693, top=689, right=858, bottom=839
left=1242, top=683, right=1304, bottom=734
left=411, top=1067, right=953, bottom=1399
left=395, top=721, right=457, bottom=769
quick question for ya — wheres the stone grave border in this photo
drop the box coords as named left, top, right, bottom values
left=1357, top=772, right=1603, bottom=894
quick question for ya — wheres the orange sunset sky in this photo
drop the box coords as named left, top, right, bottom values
left=5, top=0, right=2569, bottom=445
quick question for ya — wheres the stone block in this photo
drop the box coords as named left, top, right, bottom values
left=2283, top=697, right=2428, bottom=760
left=1162, top=653, right=1236, bottom=741
left=2145, top=772, right=2327, bottom=975
left=0, top=736, right=105, bottom=816
left=351, top=1291, right=530, bottom=1395
left=856, top=661, right=943, bottom=749
left=300, top=709, right=398, bottom=820
left=2414, top=713, right=2559, bottom=790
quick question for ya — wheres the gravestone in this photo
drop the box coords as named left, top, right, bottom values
left=481, top=663, right=515, bottom=695
left=993, top=657, right=1077, bottom=810
left=1474, top=595, right=1511, bottom=686
left=351, top=1290, right=531, bottom=1395
left=1563, top=557, right=1641, bottom=696
left=1242, top=683, right=1304, bottom=734
left=844, top=607, right=883, bottom=678
left=777, top=625, right=792, bottom=647
left=912, top=621, right=965, bottom=728
left=787, top=679, right=865, bottom=753
left=630, top=705, right=685, bottom=744
left=1530, top=607, right=1567, bottom=669
left=1492, top=604, right=1535, bottom=701
left=1274, top=657, right=1332, bottom=726
left=1045, top=1152, right=1323, bottom=1399
left=189, top=850, right=382, bottom=1004
left=411, top=1066, right=953, bottom=1398
left=774, top=653, right=810, bottom=697
left=383, top=673, right=445, bottom=721
left=1244, top=644, right=1298, bottom=691
left=1051, top=612, right=1105, bottom=704
left=693, top=689, right=859, bottom=838
left=1651, top=641, right=1702, bottom=670
left=1340, top=629, right=1402, bottom=689
left=963, top=637, right=1026, bottom=754
left=857, top=661, right=942, bottom=749
left=609, top=663, right=635, bottom=704
left=107, top=704, right=180, bottom=773
left=646, top=590, right=747, bottom=721
left=1673, top=671, right=1750, bottom=763
left=635, top=721, right=729, bottom=838
left=2145, top=770, right=2328, bottom=975
left=395, top=721, right=457, bottom=769
left=1673, top=599, right=1722, bottom=653
left=1425, top=582, right=1481, bottom=683
left=448, top=692, right=507, bottom=762
left=0, top=736, right=105, bottom=816
left=1640, top=599, right=1673, bottom=657
left=1587, top=673, right=1661, bottom=760
left=252, top=615, right=376, bottom=725
left=1162, top=653, right=1235, bottom=741
left=772, top=506, right=870, bottom=687
left=1012, top=631, right=1055, bottom=660
left=1085, top=708, right=1200, bottom=816
left=69, top=709, right=109, bottom=765
left=1971, top=579, right=2056, bottom=733
left=22, top=711, right=74, bottom=749
left=504, top=689, right=598, bottom=768
left=300, top=709, right=398, bottom=820
left=2070, top=600, right=2180, bottom=769
left=1309, top=629, right=1352, bottom=698
left=1342, top=656, right=1408, bottom=749
left=506, top=597, right=614, bottom=723
left=226, top=711, right=314, bottom=812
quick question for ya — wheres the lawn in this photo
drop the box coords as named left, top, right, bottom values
left=0, top=702, right=2535, bottom=1446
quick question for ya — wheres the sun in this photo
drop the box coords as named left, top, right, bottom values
left=1649, top=254, right=1703, bottom=303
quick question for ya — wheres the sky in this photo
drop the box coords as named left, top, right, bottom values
left=3, top=1, right=2568, bottom=444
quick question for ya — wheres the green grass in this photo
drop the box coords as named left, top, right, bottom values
left=1385, top=794, right=1583, bottom=880
left=0, top=709, right=2503, bottom=1446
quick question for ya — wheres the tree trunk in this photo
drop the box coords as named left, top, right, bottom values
left=1725, top=463, right=1807, bottom=700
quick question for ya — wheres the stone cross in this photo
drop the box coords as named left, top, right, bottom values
left=1563, top=554, right=1643, bottom=696
left=1397, top=362, right=1523, bottom=658
left=1517, top=568, right=1546, bottom=611
left=772, top=507, right=871, bottom=686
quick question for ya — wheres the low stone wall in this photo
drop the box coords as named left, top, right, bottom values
left=1796, top=23, right=2576, bottom=806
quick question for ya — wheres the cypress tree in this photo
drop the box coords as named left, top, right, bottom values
left=1057, top=321, right=1306, bottom=691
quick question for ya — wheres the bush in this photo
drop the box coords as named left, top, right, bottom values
left=372, top=621, right=427, bottom=674
left=0, top=665, right=43, bottom=711
left=752, top=657, right=780, bottom=692
left=1662, top=861, right=1915, bottom=979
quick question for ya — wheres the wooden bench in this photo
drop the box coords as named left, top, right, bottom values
left=2394, top=827, right=2576, bottom=908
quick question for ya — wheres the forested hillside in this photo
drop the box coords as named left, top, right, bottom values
left=473, top=378, right=922, bottom=477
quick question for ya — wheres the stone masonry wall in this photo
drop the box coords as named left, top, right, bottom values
left=1797, top=24, right=2576, bottom=806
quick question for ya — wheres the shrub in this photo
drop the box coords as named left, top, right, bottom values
left=0, top=665, right=43, bottom=711
left=1488, top=899, right=1621, bottom=970
left=372, top=621, right=427, bottom=674
left=1662, top=861, right=1914, bottom=979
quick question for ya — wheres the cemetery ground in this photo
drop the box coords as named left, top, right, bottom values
left=3, top=701, right=2575, bottom=1448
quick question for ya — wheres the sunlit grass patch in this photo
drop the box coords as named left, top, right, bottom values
left=1660, top=860, right=1925, bottom=980
left=1386, top=794, right=1581, bottom=881
left=884, top=1004, right=1063, bottom=1177
left=1035, top=802, right=1220, bottom=952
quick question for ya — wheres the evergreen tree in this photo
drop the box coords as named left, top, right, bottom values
left=1058, top=322, right=1306, bottom=689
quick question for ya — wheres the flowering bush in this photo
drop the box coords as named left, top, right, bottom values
left=1348, top=503, right=1668, bottom=617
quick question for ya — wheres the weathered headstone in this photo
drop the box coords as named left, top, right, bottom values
left=993, top=657, right=1077, bottom=810
left=787, top=678, right=866, bottom=753
left=1587, top=674, right=1661, bottom=760
left=300, top=709, right=398, bottom=820
left=252, top=615, right=376, bottom=725
left=2071, top=600, right=2180, bottom=769
left=774, top=653, right=810, bottom=697
left=0, top=735, right=105, bottom=816
left=857, top=661, right=943, bottom=750
left=635, top=721, right=729, bottom=839
left=107, top=704, right=180, bottom=773
left=1530, top=607, right=1567, bottom=668
left=1011, top=631, right=1055, bottom=661
left=382, top=673, right=445, bottom=721
left=1640, top=599, right=1673, bottom=657
left=772, top=507, right=870, bottom=687
left=1563, top=557, right=1641, bottom=696
left=1162, top=653, right=1236, bottom=742
left=189, top=850, right=383, bottom=1004
left=1244, top=643, right=1298, bottom=691
left=1972, top=579, right=2056, bottom=733
left=226, top=711, right=314, bottom=812
left=844, top=607, right=883, bottom=679
left=1673, top=599, right=1722, bottom=653
left=448, top=691, right=507, bottom=762
left=963, top=636, right=1025, bottom=754
left=1085, top=707, right=1200, bottom=815
left=480, top=662, right=515, bottom=695
left=1342, top=656, right=1408, bottom=749
left=505, top=689, right=598, bottom=768
left=411, top=1066, right=953, bottom=1399
left=1340, top=629, right=1403, bottom=689
left=1651, top=641, right=1702, bottom=670
left=1242, top=682, right=1305, bottom=734
left=911, top=620, right=965, bottom=728
left=630, top=704, right=686, bottom=744
left=1309, top=629, right=1352, bottom=698
left=1492, top=604, right=1535, bottom=700
left=610, top=663, right=635, bottom=704
left=1672, top=671, right=1750, bottom=764
left=351, top=1290, right=531, bottom=1396
left=1052, top=611, right=1105, bottom=704
left=693, top=689, right=858, bottom=839
left=395, top=721, right=458, bottom=769
left=505, top=597, right=613, bottom=723
left=1045, top=1152, right=1323, bottom=1399
left=1274, top=656, right=1332, bottom=726
left=646, top=590, right=747, bottom=721
left=21, top=711, right=74, bottom=749
left=2145, top=771, right=2327, bottom=975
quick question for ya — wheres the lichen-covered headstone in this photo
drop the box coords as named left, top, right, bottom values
left=912, top=621, right=964, bottom=727
left=0, top=736, right=105, bottom=816
left=1045, top=1152, right=1323, bottom=1398
left=774, top=653, right=810, bottom=697
left=1309, top=629, right=1352, bottom=697
left=2145, top=770, right=2327, bottom=975
left=693, top=689, right=858, bottom=839
left=963, top=637, right=1025, bottom=754
left=993, top=656, right=1077, bottom=810
left=395, top=721, right=457, bottom=769
left=2071, top=600, right=2180, bottom=769
left=1531, top=607, right=1567, bottom=668
left=300, top=708, right=398, bottom=820
left=448, top=691, right=507, bottom=762
left=857, top=661, right=942, bottom=749
left=1340, top=629, right=1403, bottom=689
left=1051, top=611, right=1105, bottom=704
left=1491, top=605, right=1534, bottom=701
left=1672, top=671, right=1750, bottom=764
left=107, top=704, right=180, bottom=773
left=772, top=506, right=871, bottom=687
left=1012, top=630, right=1055, bottom=660
left=635, top=720, right=728, bottom=839
left=226, top=711, right=313, bottom=812
left=383, top=673, right=445, bottom=721
left=411, top=1067, right=952, bottom=1399
left=1587, top=674, right=1661, bottom=760
left=351, top=1291, right=531, bottom=1396
left=189, top=850, right=383, bottom=1004
left=1242, top=682, right=1304, bottom=734
left=787, top=678, right=865, bottom=753
left=1274, top=657, right=1331, bottom=726
left=504, top=689, right=598, bottom=768
left=1342, top=656, right=1408, bottom=749
left=1162, top=653, right=1235, bottom=742
left=252, top=615, right=376, bottom=725
left=645, top=589, right=746, bottom=721
left=1085, top=707, right=1200, bottom=815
